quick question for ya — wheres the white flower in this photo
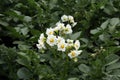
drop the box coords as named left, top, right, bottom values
left=67, top=39, right=74, bottom=46
left=54, top=26, right=60, bottom=32
left=68, top=50, right=82, bottom=59
left=68, top=15, right=74, bottom=23
left=61, top=15, right=68, bottom=22
left=36, top=44, right=42, bottom=49
left=64, top=24, right=72, bottom=34
left=46, top=35, right=57, bottom=46
left=57, top=41, right=67, bottom=52
left=74, top=58, right=78, bottom=62
left=72, top=22, right=77, bottom=27
left=37, top=33, right=46, bottom=49
left=74, top=40, right=80, bottom=50
left=46, top=28, right=54, bottom=35
left=67, top=39, right=73, bottom=43
left=57, top=36, right=65, bottom=43
left=39, top=33, right=45, bottom=42
left=36, top=41, right=46, bottom=49
left=56, top=22, right=65, bottom=30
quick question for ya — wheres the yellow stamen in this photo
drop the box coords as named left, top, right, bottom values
left=50, top=38, right=54, bottom=43
left=71, top=51, right=75, bottom=57
left=75, top=44, right=78, bottom=47
left=61, top=44, right=64, bottom=49
left=49, top=31, right=53, bottom=35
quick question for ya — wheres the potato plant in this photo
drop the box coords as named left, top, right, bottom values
left=0, top=0, right=120, bottom=80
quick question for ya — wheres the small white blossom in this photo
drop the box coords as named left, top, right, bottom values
left=67, top=39, right=73, bottom=43
left=74, top=40, right=80, bottom=50
left=72, top=22, right=77, bottom=27
left=68, top=15, right=74, bottom=23
left=39, top=33, right=45, bottom=42
left=74, top=58, right=78, bottom=62
left=61, top=15, right=68, bottom=22
left=46, top=35, right=57, bottom=46
left=36, top=44, right=42, bottom=49
left=54, top=26, right=60, bottom=32
left=46, top=28, right=54, bottom=35
left=57, top=41, right=67, bottom=52
left=37, top=33, right=46, bottom=49
left=64, top=24, right=72, bottom=34
left=67, top=39, right=74, bottom=46
left=68, top=50, right=82, bottom=59
left=57, top=36, right=65, bottom=43
left=36, top=41, right=46, bottom=49
left=56, top=22, right=65, bottom=30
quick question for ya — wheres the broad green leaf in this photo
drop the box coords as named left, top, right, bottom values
left=80, top=38, right=89, bottom=44
left=109, top=18, right=120, bottom=33
left=17, top=52, right=30, bottom=61
left=16, top=58, right=30, bottom=67
left=90, top=28, right=101, bottom=34
left=68, top=77, right=79, bottom=80
left=106, top=62, right=120, bottom=71
left=76, top=0, right=90, bottom=8
left=105, top=54, right=119, bottom=66
left=7, top=10, right=23, bottom=20
left=0, top=60, right=5, bottom=64
left=17, top=67, right=32, bottom=79
left=21, top=27, right=29, bottom=36
left=18, top=44, right=31, bottom=50
left=110, top=69, right=120, bottom=76
left=78, top=64, right=90, bottom=73
left=100, top=19, right=109, bottom=29
left=23, top=16, right=32, bottom=22
left=99, top=33, right=110, bottom=41
left=70, top=31, right=81, bottom=40
left=0, top=20, right=9, bottom=26
left=2, top=26, right=24, bottom=38
left=110, top=18, right=119, bottom=26
left=103, top=2, right=118, bottom=15
left=0, top=14, right=4, bottom=16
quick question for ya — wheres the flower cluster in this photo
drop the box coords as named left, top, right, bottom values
left=37, top=15, right=82, bottom=60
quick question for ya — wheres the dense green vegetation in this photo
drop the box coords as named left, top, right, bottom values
left=0, top=0, right=120, bottom=80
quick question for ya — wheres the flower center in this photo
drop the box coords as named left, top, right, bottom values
left=49, top=31, right=53, bottom=35
left=61, top=44, right=65, bottom=49
left=50, top=38, right=54, bottom=43
left=75, top=44, right=78, bottom=47
left=71, top=51, right=75, bottom=57
left=65, top=28, right=69, bottom=32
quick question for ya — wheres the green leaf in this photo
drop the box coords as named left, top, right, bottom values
left=109, top=18, right=120, bottom=33
left=90, top=28, right=101, bottom=34
left=23, top=16, right=32, bottom=22
left=100, top=19, right=109, bottom=30
left=70, top=31, right=81, bottom=40
left=68, top=77, right=79, bottom=80
left=78, top=64, right=90, bottom=73
left=0, top=60, right=5, bottom=64
left=105, top=54, right=120, bottom=66
left=106, top=62, right=120, bottom=71
left=99, top=33, right=110, bottom=41
left=0, top=20, right=9, bottom=26
left=80, top=38, right=89, bottom=44
left=16, top=58, right=30, bottom=67
left=17, top=52, right=31, bottom=68
left=21, top=27, right=29, bottom=36
left=18, top=44, right=31, bottom=50
left=17, top=67, right=32, bottom=79
left=76, top=0, right=90, bottom=8
left=103, top=2, right=118, bottom=15
left=111, top=69, right=120, bottom=76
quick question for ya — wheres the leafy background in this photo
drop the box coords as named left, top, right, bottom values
left=0, top=0, right=120, bottom=80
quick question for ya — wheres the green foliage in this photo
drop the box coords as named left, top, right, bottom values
left=0, top=0, right=120, bottom=80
